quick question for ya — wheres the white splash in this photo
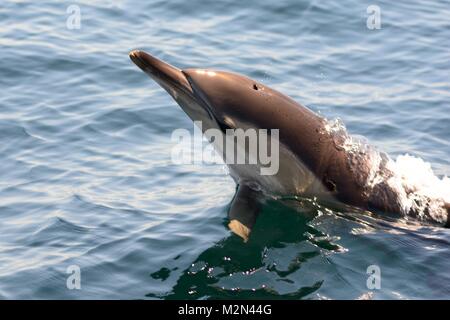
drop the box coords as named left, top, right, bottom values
left=323, top=118, right=450, bottom=225
left=385, top=155, right=450, bottom=223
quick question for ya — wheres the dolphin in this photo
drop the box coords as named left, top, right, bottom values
left=129, top=50, right=449, bottom=240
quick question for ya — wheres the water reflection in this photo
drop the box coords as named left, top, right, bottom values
left=149, top=199, right=345, bottom=299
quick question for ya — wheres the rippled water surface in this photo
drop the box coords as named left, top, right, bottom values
left=1, top=0, right=449, bottom=299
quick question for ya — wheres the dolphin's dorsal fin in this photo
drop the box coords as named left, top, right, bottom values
left=228, top=184, right=262, bottom=242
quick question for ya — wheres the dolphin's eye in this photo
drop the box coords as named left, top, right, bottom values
left=253, top=84, right=259, bottom=90
left=323, top=178, right=337, bottom=192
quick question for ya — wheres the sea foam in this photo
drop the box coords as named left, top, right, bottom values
left=324, top=118, right=449, bottom=224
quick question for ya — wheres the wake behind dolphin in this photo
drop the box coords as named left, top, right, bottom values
left=129, top=50, right=449, bottom=239
left=322, top=118, right=450, bottom=225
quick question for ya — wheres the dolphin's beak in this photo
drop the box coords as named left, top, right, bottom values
left=129, top=50, right=193, bottom=97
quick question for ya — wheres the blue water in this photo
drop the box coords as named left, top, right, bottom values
left=1, top=0, right=449, bottom=299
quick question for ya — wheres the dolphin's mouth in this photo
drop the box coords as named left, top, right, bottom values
left=129, top=50, right=194, bottom=99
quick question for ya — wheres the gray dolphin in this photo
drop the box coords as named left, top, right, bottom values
left=129, top=50, right=449, bottom=239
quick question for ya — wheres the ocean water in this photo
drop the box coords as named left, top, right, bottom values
left=0, top=0, right=449, bottom=299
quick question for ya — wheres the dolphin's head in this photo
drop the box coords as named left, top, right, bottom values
left=129, top=50, right=276, bottom=133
